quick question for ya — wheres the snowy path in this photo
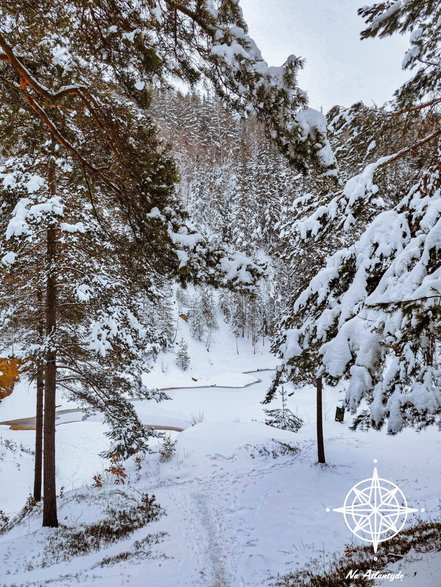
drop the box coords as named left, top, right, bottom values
left=129, top=438, right=305, bottom=587
left=122, top=417, right=440, bottom=587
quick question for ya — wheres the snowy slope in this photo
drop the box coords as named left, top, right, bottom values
left=0, top=319, right=439, bottom=586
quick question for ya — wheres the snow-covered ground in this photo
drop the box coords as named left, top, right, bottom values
left=0, top=320, right=439, bottom=586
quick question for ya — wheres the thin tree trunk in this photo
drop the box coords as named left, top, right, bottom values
left=33, top=287, right=44, bottom=502
left=316, top=375, right=326, bottom=464
left=172, top=313, right=179, bottom=344
left=43, top=161, right=58, bottom=528
left=33, top=365, right=44, bottom=501
left=206, top=329, right=211, bottom=352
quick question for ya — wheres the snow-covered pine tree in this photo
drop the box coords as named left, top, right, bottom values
left=189, top=291, right=207, bottom=342
left=200, top=286, right=218, bottom=350
left=176, top=287, right=190, bottom=312
left=230, top=293, right=248, bottom=339
left=176, top=338, right=190, bottom=371
left=264, top=387, right=303, bottom=433
left=271, top=2, right=441, bottom=441
left=0, top=74, right=184, bottom=525
left=0, top=132, right=47, bottom=502
left=153, top=284, right=177, bottom=350
left=0, top=0, right=341, bottom=528
left=0, top=93, right=264, bottom=529
left=252, top=142, right=296, bottom=253
left=230, top=146, right=256, bottom=255
left=0, top=142, right=170, bottom=453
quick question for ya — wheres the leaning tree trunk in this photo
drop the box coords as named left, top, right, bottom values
left=316, top=375, right=326, bottom=464
left=42, top=162, right=58, bottom=528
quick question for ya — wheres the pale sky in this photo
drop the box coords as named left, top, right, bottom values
left=240, top=0, right=410, bottom=112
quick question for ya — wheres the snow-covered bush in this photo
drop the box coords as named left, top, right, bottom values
left=159, top=435, right=177, bottom=462
left=42, top=490, right=163, bottom=563
left=264, top=387, right=303, bottom=433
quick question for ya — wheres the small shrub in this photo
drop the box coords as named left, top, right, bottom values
left=159, top=435, right=177, bottom=462
left=105, top=455, right=127, bottom=485
left=98, top=532, right=167, bottom=567
left=93, top=474, right=103, bottom=488
left=0, top=494, right=39, bottom=535
left=190, top=411, right=204, bottom=426
left=44, top=491, right=164, bottom=563
left=264, top=387, right=303, bottom=433
left=134, top=455, right=143, bottom=480
left=0, top=510, right=9, bottom=530
left=271, top=521, right=441, bottom=586
left=250, top=441, right=300, bottom=459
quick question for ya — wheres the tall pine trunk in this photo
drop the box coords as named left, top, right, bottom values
left=33, top=365, right=44, bottom=501
left=43, top=161, right=58, bottom=527
left=316, top=375, right=326, bottom=464
left=33, top=287, right=44, bottom=502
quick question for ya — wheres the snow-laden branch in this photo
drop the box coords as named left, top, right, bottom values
left=296, top=128, right=441, bottom=240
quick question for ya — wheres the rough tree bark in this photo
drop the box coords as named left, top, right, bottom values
left=42, top=160, right=59, bottom=527
left=33, top=286, right=44, bottom=502
left=33, top=365, right=44, bottom=501
left=316, top=375, right=326, bottom=464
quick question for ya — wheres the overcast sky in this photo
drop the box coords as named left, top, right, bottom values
left=240, top=0, right=410, bottom=112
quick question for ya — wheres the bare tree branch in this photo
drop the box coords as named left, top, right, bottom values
left=392, top=98, right=441, bottom=116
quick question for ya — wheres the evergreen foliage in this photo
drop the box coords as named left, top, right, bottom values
left=176, top=338, right=190, bottom=371
left=264, top=387, right=303, bottom=433
left=0, top=0, right=337, bottom=177
left=271, top=2, right=441, bottom=433
left=0, top=143, right=169, bottom=459
left=1, top=0, right=311, bottom=526
left=359, top=0, right=440, bottom=109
